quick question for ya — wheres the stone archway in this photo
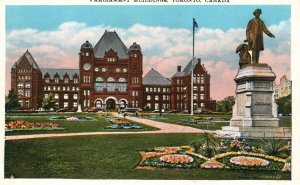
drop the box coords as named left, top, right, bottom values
left=119, top=99, right=128, bottom=109
left=106, top=98, right=116, bottom=110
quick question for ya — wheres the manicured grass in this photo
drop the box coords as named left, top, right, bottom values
left=139, top=113, right=231, bottom=130
left=5, top=133, right=290, bottom=179
left=139, top=113, right=292, bottom=130
left=5, top=113, right=159, bottom=136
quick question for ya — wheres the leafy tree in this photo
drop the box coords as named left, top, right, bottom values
left=42, top=93, right=57, bottom=111
left=5, top=90, right=21, bottom=112
left=216, top=96, right=235, bottom=113
left=276, top=95, right=291, bottom=115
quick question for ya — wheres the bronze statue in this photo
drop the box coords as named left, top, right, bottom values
left=246, top=9, right=275, bottom=63
left=236, top=43, right=251, bottom=68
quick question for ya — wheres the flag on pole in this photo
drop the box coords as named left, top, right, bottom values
left=193, top=18, right=198, bottom=29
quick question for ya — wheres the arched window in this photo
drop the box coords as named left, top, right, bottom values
left=95, top=77, right=104, bottom=92
left=73, top=94, right=78, bottom=100
left=147, top=95, right=151, bottom=100
left=18, top=82, right=24, bottom=88
left=25, top=83, right=31, bottom=88
left=54, top=94, right=59, bottom=99
left=155, top=95, right=159, bottom=101
left=107, top=77, right=115, bottom=82
left=96, top=77, right=104, bottom=82
left=107, top=77, right=115, bottom=92
left=119, top=78, right=126, bottom=82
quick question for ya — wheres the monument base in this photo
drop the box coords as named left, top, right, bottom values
left=216, top=126, right=291, bottom=139
left=216, top=63, right=291, bottom=139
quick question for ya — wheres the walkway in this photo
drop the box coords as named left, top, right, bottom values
left=5, top=114, right=212, bottom=141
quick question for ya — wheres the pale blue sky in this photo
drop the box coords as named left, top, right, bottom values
left=6, top=5, right=290, bottom=31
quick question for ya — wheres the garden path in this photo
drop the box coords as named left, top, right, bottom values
left=5, top=113, right=213, bottom=141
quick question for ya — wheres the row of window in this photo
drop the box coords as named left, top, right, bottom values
left=45, top=77, right=79, bottom=84
left=18, top=69, right=31, bottom=73
left=94, top=83, right=127, bottom=92
left=175, top=102, right=205, bottom=110
left=83, top=76, right=91, bottom=83
left=176, top=94, right=205, bottom=100
left=83, top=90, right=90, bottom=96
left=44, top=93, right=78, bottom=100
left=146, top=95, right=170, bottom=101
left=96, top=77, right=126, bottom=82
left=95, top=67, right=128, bottom=73
left=43, top=86, right=79, bottom=91
left=18, top=75, right=31, bottom=80
left=18, top=82, right=31, bottom=88
left=175, top=86, right=205, bottom=92
left=146, top=103, right=170, bottom=110
left=145, top=87, right=170, bottom=93
left=18, top=89, right=31, bottom=97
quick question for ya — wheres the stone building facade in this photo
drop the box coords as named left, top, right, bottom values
left=10, top=31, right=216, bottom=112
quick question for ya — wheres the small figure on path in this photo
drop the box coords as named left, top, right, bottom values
left=246, top=8, right=275, bottom=63
left=123, top=113, right=127, bottom=120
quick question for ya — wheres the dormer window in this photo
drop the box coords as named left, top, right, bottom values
left=64, top=77, right=69, bottom=83
left=55, top=77, right=59, bottom=83
left=74, top=78, right=78, bottom=84
left=45, top=78, right=50, bottom=83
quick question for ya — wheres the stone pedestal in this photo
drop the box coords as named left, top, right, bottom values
left=217, top=64, right=291, bottom=138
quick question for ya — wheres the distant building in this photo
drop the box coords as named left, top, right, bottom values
left=171, top=58, right=216, bottom=112
left=274, top=75, right=292, bottom=99
left=10, top=30, right=216, bottom=112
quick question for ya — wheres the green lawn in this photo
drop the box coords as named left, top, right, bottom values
left=138, top=113, right=292, bottom=130
left=5, top=112, right=159, bottom=136
left=5, top=133, right=290, bottom=179
left=138, top=113, right=231, bottom=130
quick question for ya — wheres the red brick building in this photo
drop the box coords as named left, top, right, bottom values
left=10, top=31, right=216, bottom=112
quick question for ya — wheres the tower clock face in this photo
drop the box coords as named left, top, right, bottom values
left=83, top=63, right=91, bottom=70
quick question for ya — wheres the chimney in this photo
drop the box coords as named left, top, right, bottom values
left=177, top=66, right=181, bottom=72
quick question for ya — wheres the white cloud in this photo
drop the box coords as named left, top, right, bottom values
left=6, top=19, right=291, bottom=100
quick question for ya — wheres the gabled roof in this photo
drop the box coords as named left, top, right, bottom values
left=173, top=58, right=203, bottom=77
left=12, top=50, right=41, bottom=70
left=143, top=68, right=171, bottom=85
left=94, top=31, right=128, bottom=59
left=40, top=68, right=80, bottom=80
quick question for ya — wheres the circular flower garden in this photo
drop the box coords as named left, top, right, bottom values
left=136, top=137, right=291, bottom=172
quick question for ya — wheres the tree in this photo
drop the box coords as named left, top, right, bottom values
left=276, top=95, right=291, bottom=115
left=42, top=93, right=57, bottom=111
left=5, top=90, right=21, bottom=112
left=216, top=96, right=235, bottom=113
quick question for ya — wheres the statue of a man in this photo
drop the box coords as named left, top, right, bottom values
left=246, top=9, right=275, bottom=63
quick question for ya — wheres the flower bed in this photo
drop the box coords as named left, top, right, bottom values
left=105, top=123, right=143, bottom=129
left=230, top=156, right=269, bottom=167
left=49, top=116, right=95, bottom=121
left=5, top=120, right=63, bottom=131
left=159, top=154, right=193, bottom=164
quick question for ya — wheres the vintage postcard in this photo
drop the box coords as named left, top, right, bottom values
left=1, top=0, right=299, bottom=185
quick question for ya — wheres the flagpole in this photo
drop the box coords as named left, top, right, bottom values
left=191, top=18, right=195, bottom=116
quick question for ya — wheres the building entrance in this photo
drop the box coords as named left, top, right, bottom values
left=106, top=98, right=116, bottom=109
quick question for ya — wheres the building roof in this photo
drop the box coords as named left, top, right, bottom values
left=94, top=31, right=128, bottom=59
left=143, top=68, right=171, bottom=86
left=40, top=68, right=79, bottom=80
left=173, top=58, right=205, bottom=77
left=12, top=50, right=41, bottom=70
